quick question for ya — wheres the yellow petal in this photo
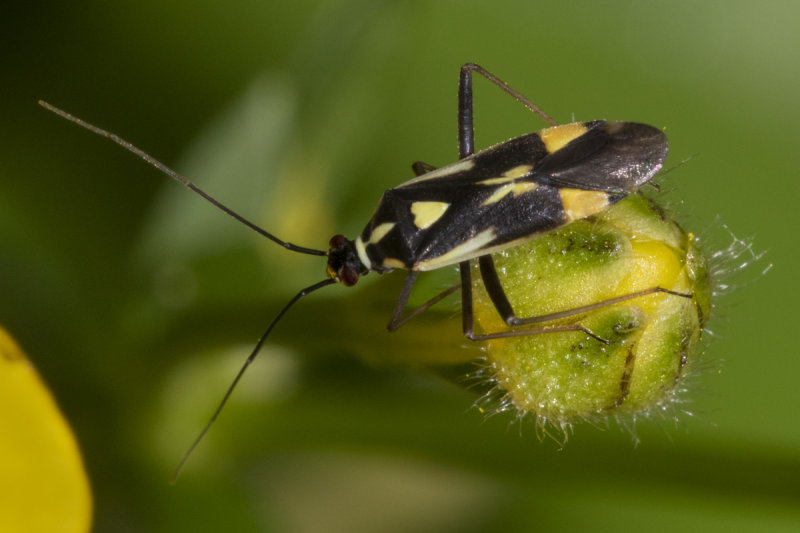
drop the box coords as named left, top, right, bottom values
left=0, top=326, right=92, bottom=533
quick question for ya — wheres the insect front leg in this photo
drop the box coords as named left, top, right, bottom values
left=386, top=270, right=460, bottom=332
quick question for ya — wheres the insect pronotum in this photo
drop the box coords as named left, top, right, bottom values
left=40, top=63, right=690, bottom=476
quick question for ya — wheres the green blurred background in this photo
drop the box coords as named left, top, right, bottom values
left=1, top=1, right=797, bottom=531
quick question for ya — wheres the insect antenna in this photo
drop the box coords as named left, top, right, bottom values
left=38, top=101, right=327, bottom=257
left=39, top=101, right=339, bottom=477
left=171, top=277, right=337, bottom=482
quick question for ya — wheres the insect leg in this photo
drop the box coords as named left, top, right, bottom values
left=460, top=260, right=476, bottom=336
left=474, top=255, right=692, bottom=340
left=456, top=69, right=587, bottom=341
left=389, top=64, right=589, bottom=335
left=459, top=258, right=603, bottom=341
left=387, top=270, right=460, bottom=331
left=459, top=63, right=558, bottom=129
left=458, top=65, right=477, bottom=158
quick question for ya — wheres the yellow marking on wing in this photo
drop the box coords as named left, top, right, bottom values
left=478, top=176, right=515, bottom=186
left=410, top=201, right=450, bottom=230
left=368, top=222, right=396, bottom=244
left=482, top=185, right=513, bottom=205
left=511, top=182, right=538, bottom=195
left=481, top=181, right=539, bottom=206
left=559, top=188, right=610, bottom=221
left=503, top=164, right=534, bottom=179
left=478, top=164, right=534, bottom=186
left=539, top=122, right=589, bottom=153
left=414, top=228, right=497, bottom=271
left=382, top=258, right=406, bottom=270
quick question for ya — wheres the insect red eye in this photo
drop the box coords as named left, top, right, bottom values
left=340, top=266, right=360, bottom=286
left=329, top=234, right=348, bottom=249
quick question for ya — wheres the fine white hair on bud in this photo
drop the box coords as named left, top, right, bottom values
left=469, top=193, right=724, bottom=441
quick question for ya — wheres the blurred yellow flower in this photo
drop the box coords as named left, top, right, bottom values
left=0, top=327, right=92, bottom=533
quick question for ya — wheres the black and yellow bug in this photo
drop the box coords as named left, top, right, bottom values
left=40, top=63, right=687, bottom=471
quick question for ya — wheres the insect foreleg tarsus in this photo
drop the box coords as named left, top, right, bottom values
left=386, top=271, right=460, bottom=332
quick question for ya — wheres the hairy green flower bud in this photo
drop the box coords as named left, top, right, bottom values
left=472, top=194, right=711, bottom=432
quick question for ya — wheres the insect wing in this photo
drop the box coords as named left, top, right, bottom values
left=363, top=176, right=566, bottom=272
left=537, top=121, right=668, bottom=193
left=358, top=121, right=668, bottom=272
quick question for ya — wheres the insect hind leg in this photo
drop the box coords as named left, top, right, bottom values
left=459, top=259, right=609, bottom=343
left=459, top=64, right=558, bottom=158
left=462, top=255, right=692, bottom=344
left=389, top=61, right=561, bottom=332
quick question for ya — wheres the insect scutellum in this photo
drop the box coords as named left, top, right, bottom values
left=40, top=62, right=691, bottom=477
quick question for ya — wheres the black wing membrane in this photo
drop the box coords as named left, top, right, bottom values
left=378, top=177, right=566, bottom=269
left=359, top=121, right=668, bottom=271
left=536, top=121, right=668, bottom=193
